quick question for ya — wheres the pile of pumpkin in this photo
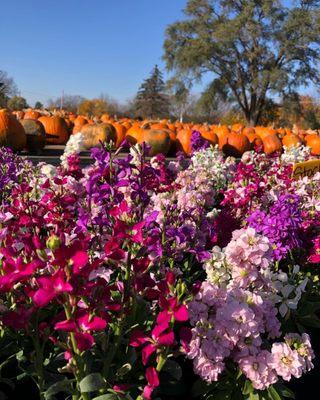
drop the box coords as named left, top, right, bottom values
left=1, top=108, right=320, bottom=157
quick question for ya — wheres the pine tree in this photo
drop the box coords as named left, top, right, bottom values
left=134, top=65, right=169, bottom=119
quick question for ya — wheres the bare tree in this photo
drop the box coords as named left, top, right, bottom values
left=0, top=70, right=18, bottom=107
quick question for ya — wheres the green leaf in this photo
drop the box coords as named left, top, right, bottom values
left=44, top=379, right=73, bottom=399
left=275, top=383, right=295, bottom=399
left=242, top=380, right=254, bottom=395
left=298, top=315, right=320, bottom=328
left=92, top=395, right=120, bottom=400
left=162, top=359, right=182, bottom=381
left=192, top=379, right=214, bottom=397
left=79, top=373, right=105, bottom=393
left=267, top=386, right=281, bottom=400
left=249, top=393, right=260, bottom=400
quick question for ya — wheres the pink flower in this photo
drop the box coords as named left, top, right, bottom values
left=71, top=250, right=89, bottom=273
left=271, top=342, right=303, bottom=381
left=239, top=351, right=278, bottom=390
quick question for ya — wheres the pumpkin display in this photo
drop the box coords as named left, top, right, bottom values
left=262, top=134, right=283, bottom=155
left=0, top=110, right=27, bottom=151
left=81, top=123, right=117, bottom=149
left=222, top=132, right=251, bottom=158
left=140, top=129, right=171, bottom=156
left=20, top=119, right=46, bottom=153
left=38, top=116, right=69, bottom=145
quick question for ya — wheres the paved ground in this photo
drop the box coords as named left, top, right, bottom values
left=22, top=145, right=177, bottom=166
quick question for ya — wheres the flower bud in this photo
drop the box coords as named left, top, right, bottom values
left=46, top=235, right=61, bottom=250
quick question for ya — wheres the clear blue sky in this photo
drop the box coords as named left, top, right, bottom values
left=0, top=0, right=189, bottom=106
left=1, top=0, right=316, bottom=107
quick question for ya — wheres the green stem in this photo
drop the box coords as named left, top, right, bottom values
left=64, top=303, right=91, bottom=400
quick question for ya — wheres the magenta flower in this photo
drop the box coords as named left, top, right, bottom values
left=32, top=272, right=73, bottom=307
left=130, top=321, right=174, bottom=365
left=143, top=366, right=159, bottom=400
left=157, top=296, right=189, bottom=325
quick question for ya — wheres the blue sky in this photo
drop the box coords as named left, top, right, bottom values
left=1, top=0, right=317, bottom=107
left=0, top=0, right=189, bottom=106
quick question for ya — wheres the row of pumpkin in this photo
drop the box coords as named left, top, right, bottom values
left=1, top=109, right=320, bottom=156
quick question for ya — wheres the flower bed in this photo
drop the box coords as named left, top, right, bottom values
left=0, top=141, right=319, bottom=400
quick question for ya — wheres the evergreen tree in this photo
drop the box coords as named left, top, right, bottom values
left=134, top=65, right=170, bottom=119
left=34, top=101, right=43, bottom=109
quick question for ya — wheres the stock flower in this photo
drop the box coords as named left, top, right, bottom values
left=32, top=273, right=73, bottom=307
left=157, top=296, right=188, bottom=325
left=130, top=321, right=175, bottom=365
left=271, top=342, right=303, bottom=381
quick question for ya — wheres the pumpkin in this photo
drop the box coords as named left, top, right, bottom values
left=113, top=123, right=127, bottom=148
left=200, top=130, right=218, bottom=146
left=242, top=127, right=256, bottom=136
left=282, top=135, right=302, bottom=149
left=81, top=123, right=117, bottom=149
left=255, top=126, right=277, bottom=140
left=100, top=113, right=110, bottom=123
left=0, top=110, right=27, bottom=151
left=176, top=129, right=193, bottom=155
left=126, top=125, right=144, bottom=145
left=24, top=110, right=40, bottom=120
left=231, top=123, right=244, bottom=133
left=262, top=134, right=282, bottom=155
left=306, top=134, right=320, bottom=155
left=20, top=119, right=46, bottom=153
left=13, top=110, right=25, bottom=120
left=222, top=132, right=251, bottom=158
left=38, top=116, right=69, bottom=144
left=73, top=116, right=88, bottom=128
left=244, top=132, right=263, bottom=149
left=140, top=129, right=171, bottom=156
left=212, top=125, right=230, bottom=149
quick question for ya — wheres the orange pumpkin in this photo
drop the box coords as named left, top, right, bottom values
left=176, top=129, right=193, bottom=155
left=262, top=134, right=282, bottom=155
left=0, top=110, right=27, bottom=151
left=244, top=132, right=263, bottom=149
left=282, top=135, right=302, bottom=148
left=222, top=132, right=251, bottom=158
left=24, top=110, right=40, bottom=120
left=113, top=123, right=127, bottom=148
left=306, top=135, right=320, bottom=155
left=38, top=116, right=69, bottom=144
left=231, top=123, right=244, bottom=133
left=141, top=129, right=171, bottom=156
left=126, top=125, right=145, bottom=145
left=200, top=130, right=219, bottom=146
